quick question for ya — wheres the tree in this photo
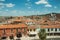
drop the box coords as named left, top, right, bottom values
left=38, top=28, right=47, bottom=40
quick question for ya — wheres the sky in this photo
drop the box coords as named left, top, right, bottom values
left=0, top=0, right=60, bottom=16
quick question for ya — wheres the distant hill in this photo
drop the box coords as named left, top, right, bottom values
left=0, top=13, right=60, bottom=22
left=24, top=13, right=60, bottom=19
left=0, top=16, right=15, bottom=23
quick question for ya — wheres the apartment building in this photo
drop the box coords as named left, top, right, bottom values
left=0, top=23, right=27, bottom=37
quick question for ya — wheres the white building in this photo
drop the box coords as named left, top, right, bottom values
left=41, top=25, right=60, bottom=38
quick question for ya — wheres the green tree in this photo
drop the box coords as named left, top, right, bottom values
left=38, top=28, right=47, bottom=40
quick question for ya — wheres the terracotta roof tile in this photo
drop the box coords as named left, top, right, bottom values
left=0, top=24, right=27, bottom=29
left=41, top=25, right=60, bottom=28
left=28, top=25, right=37, bottom=29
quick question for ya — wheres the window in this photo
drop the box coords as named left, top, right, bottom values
left=30, top=29, right=32, bottom=31
left=55, top=28, right=57, bottom=31
left=11, top=29, right=13, bottom=33
left=27, top=29, right=29, bottom=31
left=3, top=29, right=6, bottom=34
left=45, top=21, right=47, bottom=22
left=9, top=34, right=14, bottom=39
left=24, top=28, right=26, bottom=32
left=33, top=29, right=36, bottom=31
left=20, top=28, right=22, bottom=30
left=47, top=28, right=49, bottom=32
left=16, top=29, right=18, bottom=32
left=51, top=28, right=53, bottom=31
left=59, top=28, right=60, bottom=31
left=24, top=28, right=26, bottom=30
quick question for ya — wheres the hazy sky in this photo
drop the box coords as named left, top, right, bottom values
left=0, top=0, right=60, bottom=16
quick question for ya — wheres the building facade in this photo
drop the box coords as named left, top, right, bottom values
left=0, top=24, right=27, bottom=37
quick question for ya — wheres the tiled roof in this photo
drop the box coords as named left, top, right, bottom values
left=27, top=25, right=38, bottom=29
left=0, top=24, right=27, bottom=29
left=41, top=25, right=60, bottom=28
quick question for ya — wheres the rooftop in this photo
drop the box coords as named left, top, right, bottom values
left=0, top=24, right=27, bottom=29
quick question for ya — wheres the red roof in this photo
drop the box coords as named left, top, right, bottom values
left=41, top=25, right=60, bottom=28
left=0, top=24, right=27, bottom=29
left=28, top=26, right=37, bottom=29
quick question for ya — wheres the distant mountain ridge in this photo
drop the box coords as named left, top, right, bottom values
left=0, top=13, right=60, bottom=20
